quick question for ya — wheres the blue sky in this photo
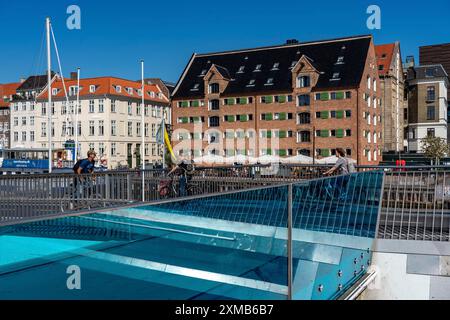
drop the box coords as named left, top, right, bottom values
left=0, top=0, right=449, bottom=84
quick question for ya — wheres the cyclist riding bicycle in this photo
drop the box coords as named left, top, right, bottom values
left=167, top=160, right=195, bottom=197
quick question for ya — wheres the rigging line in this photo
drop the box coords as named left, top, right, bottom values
left=50, top=25, right=71, bottom=139
left=31, top=26, right=46, bottom=97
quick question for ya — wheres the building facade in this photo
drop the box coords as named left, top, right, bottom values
left=375, top=42, right=406, bottom=153
left=8, top=74, right=55, bottom=149
left=420, top=43, right=450, bottom=140
left=171, top=35, right=382, bottom=165
left=10, top=76, right=170, bottom=169
left=406, top=65, right=449, bottom=152
left=0, top=82, right=21, bottom=149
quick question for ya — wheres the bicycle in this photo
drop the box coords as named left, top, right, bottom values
left=158, top=174, right=201, bottom=199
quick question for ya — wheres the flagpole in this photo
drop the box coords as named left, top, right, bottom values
left=75, top=67, right=80, bottom=162
left=141, top=60, right=145, bottom=202
left=46, top=17, right=52, bottom=174
left=162, top=114, right=166, bottom=170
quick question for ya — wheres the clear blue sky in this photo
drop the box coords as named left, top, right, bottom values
left=0, top=0, right=449, bottom=84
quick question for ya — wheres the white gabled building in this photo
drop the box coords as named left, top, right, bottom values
left=10, top=76, right=171, bottom=169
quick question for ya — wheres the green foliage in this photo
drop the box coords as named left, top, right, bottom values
left=421, top=136, right=449, bottom=163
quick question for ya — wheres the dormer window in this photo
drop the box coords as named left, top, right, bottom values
left=426, top=68, right=435, bottom=77
left=330, top=73, right=340, bottom=81
left=199, top=69, right=207, bottom=77
left=297, top=75, right=310, bottom=88
left=254, top=64, right=262, bottom=72
left=237, top=66, right=245, bottom=73
left=247, top=79, right=256, bottom=87
left=290, top=61, right=297, bottom=69
left=52, top=88, right=58, bottom=96
left=265, top=78, right=274, bottom=86
left=150, top=91, right=156, bottom=98
left=336, top=56, right=344, bottom=64
left=69, top=86, right=78, bottom=96
left=191, top=84, right=200, bottom=92
left=89, top=85, right=96, bottom=93
left=209, top=83, right=219, bottom=94
left=137, top=89, right=142, bottom=96
left=127, top=87, right=133, bottom=95
left=272, top=63, right=280, bottom=70
left=115, top=85, right=122, bottom=93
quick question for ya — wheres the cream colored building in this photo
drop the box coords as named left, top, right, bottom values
left=10, top=76, right=171, bottom=169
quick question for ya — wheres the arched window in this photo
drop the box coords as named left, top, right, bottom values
left=209, top=83, right=220, bottom=94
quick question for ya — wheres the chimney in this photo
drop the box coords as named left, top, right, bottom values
left=286, top=39, right=299, bottom=45
left=70, top=72, right=78, bottom=80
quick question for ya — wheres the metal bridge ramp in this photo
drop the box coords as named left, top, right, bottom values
left=0, top=172, right=383, bottom=300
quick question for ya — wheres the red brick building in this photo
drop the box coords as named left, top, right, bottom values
left=171, top=35, right=382, bottom=165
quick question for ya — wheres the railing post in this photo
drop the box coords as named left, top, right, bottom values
left=105, top=173, right=111, bottom=200
left=127, top=173, right=132, bottom=201
left=287, top=183, right=293, bottom=300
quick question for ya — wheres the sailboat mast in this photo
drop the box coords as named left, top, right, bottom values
left=141, top=60, right=145, bottom=202
left=46, top=17, right=52, bottom=173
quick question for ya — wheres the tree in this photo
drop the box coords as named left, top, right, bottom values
left=420, top=135, right=449, bottom=165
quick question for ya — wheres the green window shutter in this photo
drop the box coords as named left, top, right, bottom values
left=321, top=111, right=329, bottom=119
left=181, top=117, right=188, bottom=124
left=321, top=149, right=330, bottom=157
left=267, top=131, right=272, bottom=138
left=336, top=92, right=344, bottom=100
left=227, top=115, right=235, bottom=122
left=278, top=149, right=287, bottom=157
left=336, top=110, right=344, bottom=119
left=278, top=95, right=286, bottom=103
left=181, top=101, right=189, bottom=108
left=279, top=112, right=287, bottom=120
left=239, top=98, right=247, bottom=105
left=265, top=96, right=273, bottom=103
left=336, top=129, right=344, bottom=138
left=267, top=149, right=272, bottom=155
left=266, top=113, right=273, bottom=121
left=320, top=92, right=329, bottom=101
left=191, top=100, right=200, bottom=107
left=279, top=131, right=287, bottom=138
left=239, top=114, right=248, bottom=122
left=320, top=130, right=329, bottom=138
left=226, top=98, right=235, bottom=105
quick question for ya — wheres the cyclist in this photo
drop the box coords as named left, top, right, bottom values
left=323, top=148, right=356, bottom=200
left=168, top=160, right=194, bottom=197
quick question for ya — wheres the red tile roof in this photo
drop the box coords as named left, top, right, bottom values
left=37, top=76, right=169, bottom=103
left=0, top=82, right=21, bottom=108
left=375, top=44, right=395, bottom=76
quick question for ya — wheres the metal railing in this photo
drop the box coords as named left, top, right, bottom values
left=379, top=170, right=450, bottom=242
left=0, top=168, right=292, bottom=226
left=3, top=164, right=450, bottom=242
